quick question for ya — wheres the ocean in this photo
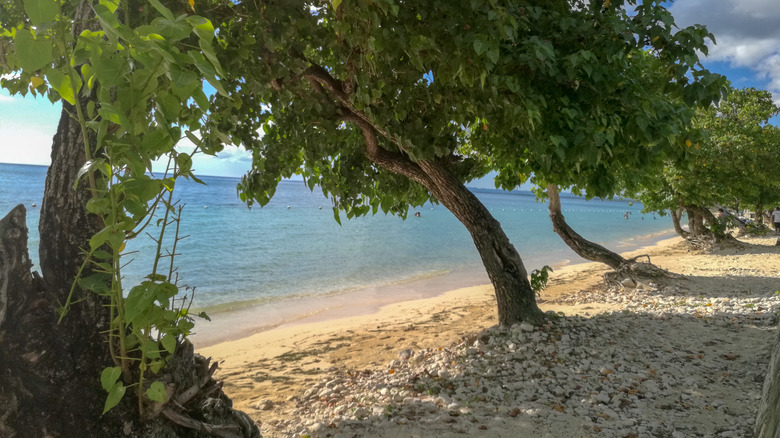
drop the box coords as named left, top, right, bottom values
left=1, top=162, right=675, bottom=341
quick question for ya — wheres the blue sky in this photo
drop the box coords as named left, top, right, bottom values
left=2, top=0, right=779, bottom=181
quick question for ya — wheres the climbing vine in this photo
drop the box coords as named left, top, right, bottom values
left=0, top=0, right=228, bottom=416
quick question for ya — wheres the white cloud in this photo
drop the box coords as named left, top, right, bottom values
left=0, top=93, right=16, bottom=103
left=0, top=125, right=54, bottom=165
left=214, top=145, right=252, bottom=163
left=670, top=0, right=780, bottom=100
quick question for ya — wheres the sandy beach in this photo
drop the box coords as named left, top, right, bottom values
left=197, top=235, right=780, bottom=437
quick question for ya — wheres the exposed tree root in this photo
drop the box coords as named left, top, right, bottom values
left=603, top=254, right=682, bottom=289
left=137, top=341, right=261, bottom=437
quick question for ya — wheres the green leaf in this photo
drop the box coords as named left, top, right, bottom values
left=186, top=15, right=215, bottom=41
left=169, top=63, right=198, bottom=89
left=100, top=367, right=122, bottom=392
left=176, top=153, right=192, bottom=174
left=152, top=17, right=189, bottom=41
left=89, top=224, right=124, bottom=251
left=75, top=159, right=100, bottom=188
left=156, top=92, right=181, bottom=121
left=23, top=0, right=59, bottom=25
left=45, top=68, right=77, bottom=105
left=141, top=339, right=162, bottom=359
left=142, top=128, right=173, bottom=156
left=332, top=0, right=343, bottom=10
left=148, top=0, right=175, bottom=20
left=189, top=52, right=228, bottom=96
left=103, top=382, right=126, bottom=415
left=98, top=0, right=120, bottom=13
left=473, top=38, right=487, bottom=56
left=146, top=381, right=167, bottom=402
left=161, top=333, right=176, bottom=355
left=14, top=29, right=52, bottom=71
left=487, top=45, right=499, bottom=64
left=85, top=196, right=111, bottom=214
left=92, top=53, right=127, bottom=87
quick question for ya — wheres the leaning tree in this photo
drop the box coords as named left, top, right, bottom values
left=505, top=45, right=725, bottom=272
left=0, top=0, right=258, bottom=435
left=205, top=0, right=726, bottom=326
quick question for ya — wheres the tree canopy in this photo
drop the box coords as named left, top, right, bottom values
left=638, top=85, right=780, bottom=233
left=208, top=0, right=723, bottom=210
left=203, top=0, right=727, bottom=325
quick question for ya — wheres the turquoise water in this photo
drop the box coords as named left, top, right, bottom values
left=1, top=162, right=674, bottom=315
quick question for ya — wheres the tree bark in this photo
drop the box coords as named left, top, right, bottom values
left=0, top=3, right=260, bottom=435
left=0, top=98, right=118, bottom=436
left=755, top=328, right=780, bottom=438
left=716, top=207, right=748, bottom=236
left=546, top=185, right=626, bottom=270
left=670, top=208, right=689, bottom=238
left=686, top=207, right=710, bottom=238
left=418, top=160, right=546, bottom=326
left=346, top=116, right=544, bottom=325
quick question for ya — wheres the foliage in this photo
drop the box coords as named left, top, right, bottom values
left=638, top=85, right=780, bottom=224
left=0, top=0, right=226, bottom=416
left=530, top=265, right=553, bottom=294
left=206, top=0, right=724, bottom=217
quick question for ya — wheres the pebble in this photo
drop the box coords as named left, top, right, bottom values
left=263, top=280, right=778, bottom=438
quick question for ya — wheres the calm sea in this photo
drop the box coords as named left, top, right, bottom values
left=1, top=162, right=675, bottom=337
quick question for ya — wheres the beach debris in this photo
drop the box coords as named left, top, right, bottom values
left=253, top=399, right=274, bottom=411
left=397, top=349, right=413, bottom=361
left=263, top=283, right=779, bottom=438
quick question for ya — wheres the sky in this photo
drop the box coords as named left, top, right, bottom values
left=2, top=0, right=779, bottom=182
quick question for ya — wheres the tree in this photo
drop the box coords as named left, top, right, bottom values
left=206, top=0, right=723, bottom=326
left=638, top=86, right=780, bottom=239
left=488, top=41, right=726, bottom=271
left=0, top=0, right=258, bottom=435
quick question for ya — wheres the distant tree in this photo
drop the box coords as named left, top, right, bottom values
left=530, top=48, right=724, bottom=272
left=638, top=86, right=780, bottom=239
left=206, top=0, right=723, bottom=326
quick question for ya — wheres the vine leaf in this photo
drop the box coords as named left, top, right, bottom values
left=100, top=366, right=122, bottom=392
left=14, top=29, right=52, bottom=71
left=103, top=382, right=126, bottom=414
left=161, top=333, right=176, bottom=355
left=23, top=0, right=59, bottom=25
left=148, top=0, right=175, bottom=21
left=98, top=0, right=120, bottom=13
left=45, top=68, right=77, bottom=105
left=146, top=381, right=167, bottom=402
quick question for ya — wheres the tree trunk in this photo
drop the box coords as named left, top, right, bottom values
left=0, top=4, right=259, bottom=435
left=755, top=328, right=780, bottom=438
left=695, top=206, right=732, bottom=241
left=350, top=120, right=543, bottom=325
left=417, top=161, right=546, bottom=326
left=686, top=207, right=710, bottom=238
left=546, top=185, right=626, bottom=270
left=756, top=205, right=765, bottom=227
left=670, top=208, right=689, bottom=238
left=0, top=98, right=121, bottom=435
left=307, top=67, right=545, bottom=326
left=717, top=207, right=747, bottom=236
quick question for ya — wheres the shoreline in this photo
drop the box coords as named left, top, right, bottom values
left=198, top=234, right=780, bottom=438
left=190, top=228, right=677, bottom=348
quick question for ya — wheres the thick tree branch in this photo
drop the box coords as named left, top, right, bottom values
left=548, top=184, right=627, bottom=270
left=301, top=64, right=410, bottom=155
left=341, top=113, right=432, bottom=187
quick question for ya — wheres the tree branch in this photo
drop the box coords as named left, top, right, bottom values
left=341, top=113, right=432, bottom=186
